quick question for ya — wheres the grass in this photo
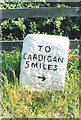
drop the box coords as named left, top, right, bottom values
left=0, top=48, right=80, bottom=118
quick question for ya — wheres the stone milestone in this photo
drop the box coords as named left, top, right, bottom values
left=19, top=34, right=69, bottom=90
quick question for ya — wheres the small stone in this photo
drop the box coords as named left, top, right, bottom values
left=19, top=34, right=69, bottom=91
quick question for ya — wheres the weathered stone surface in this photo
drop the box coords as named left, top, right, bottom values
left=19, top=34, right=69, bottom=90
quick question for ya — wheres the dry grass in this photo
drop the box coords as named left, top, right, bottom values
left=1, top=48, right=80, bottom=118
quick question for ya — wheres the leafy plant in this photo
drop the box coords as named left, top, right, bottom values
left=1, top=2, right=80, bottom=41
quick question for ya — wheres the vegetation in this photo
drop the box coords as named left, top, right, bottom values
left=1, top=2, right=81, bottom=41
left=1, top=48, right=80, bottom=118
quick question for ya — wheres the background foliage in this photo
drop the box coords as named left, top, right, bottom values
left=1, top=2, right=81, bottom=41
